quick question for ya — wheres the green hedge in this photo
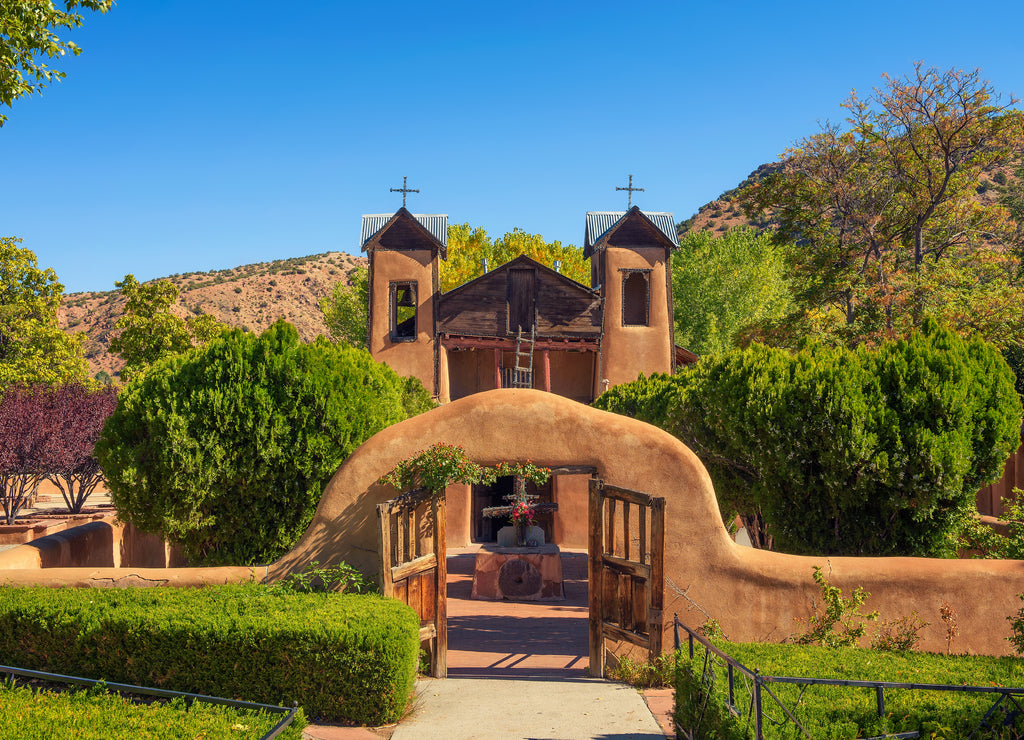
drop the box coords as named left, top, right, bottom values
left=675, top=639, right=1024, bottom=739
left=0, top=682, right=306, bottom=740
left=0, top=584, right=419, bottom=725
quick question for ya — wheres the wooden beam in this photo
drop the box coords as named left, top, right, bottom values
left=542, top=349, right=551, bottom=392
left=601, top=554, right=651, bottom=580
left=390, top=552, right=437, bottom=583
left=443, top=335, right=599, bottom=352
left=376, top=503, right=394, bottom=598
left=547, top=465, right=598, bottom=476
left=601, top=483, right=657, bottom=508
left=434, top=493, right=448, bottom=679
left=494, top=348, right=501, bottom=390
left=602, top=620, right=649, bottom=648
left=588, top=478, right=604, bottom=678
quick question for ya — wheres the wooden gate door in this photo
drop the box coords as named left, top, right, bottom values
left=588, top=478, right=665, bottom=678
left=376, top=488, right=447, bottom=678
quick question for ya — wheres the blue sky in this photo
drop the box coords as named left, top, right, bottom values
left=4, top=1, right=1024, bottom=293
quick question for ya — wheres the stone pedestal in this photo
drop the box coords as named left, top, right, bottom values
left=470, top=543, right=564, bottom=601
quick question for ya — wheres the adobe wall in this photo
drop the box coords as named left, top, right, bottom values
left=272, top=389, right=1024, bottom=656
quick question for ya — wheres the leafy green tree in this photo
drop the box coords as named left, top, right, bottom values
left=96, top=320, right=435, bottom=565
left=672, top=227, right=793, bottom=355
left=744, top=64, right=1024, bottom=347
left=108, top=274, right=224, bottom=381
left=0, top=237, right=87, bottom=392
left=0, top=0, right=113, bottom=126
left=596, top=321, right=1023, bottom=557
left=319, top=265, right=368, bottom=347
left=441, top=224, right=589, bottom=291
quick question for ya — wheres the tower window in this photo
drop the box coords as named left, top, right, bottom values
left=621, top=270, right=650, bottom=326
left=390, top=281, right=417, bottom=341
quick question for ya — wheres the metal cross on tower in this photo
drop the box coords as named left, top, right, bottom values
left=390, top=176, right=420, bottom=208
left=616, top=174, right=645, bottom=209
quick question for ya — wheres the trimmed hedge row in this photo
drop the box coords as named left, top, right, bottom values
left=0, top=584, right=420, bottom=725
left=675, top=639, right=1024, bottom=739
left=0, top=682, right=306, bottom=740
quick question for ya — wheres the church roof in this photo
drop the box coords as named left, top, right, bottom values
left=360, top=211, right=448, bottom=250
left=584, top=209, right=677, bottom=252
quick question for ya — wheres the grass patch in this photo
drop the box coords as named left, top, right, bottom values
left=676, top=638, right=1024, bottom=739
left=0, top=681, right=305, bottom=740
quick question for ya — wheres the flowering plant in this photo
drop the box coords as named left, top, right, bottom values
left=510, top=501, right=536, bottom=527
left=380, top=444, right=552, bottom=495
left=378, top=443, right=485, bottom=493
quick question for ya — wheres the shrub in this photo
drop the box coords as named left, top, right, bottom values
left=97, top=320, right=434, bottom=565
left=675, top=636, right=1024, bottom=739
left=0, top=584, right=419, bottom=725
left=0, top=682, right=306, bottom=739
left=596, top=321, right=1023, bottom=557
left=792, top=566, right=878, bottom=648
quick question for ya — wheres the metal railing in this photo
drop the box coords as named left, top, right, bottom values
left=673, top=615, right=1024, bottom=740
left=2, top=665, right=301, bottom=740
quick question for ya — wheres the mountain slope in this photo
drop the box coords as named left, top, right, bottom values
left=59, top=252, right=366, bottom=380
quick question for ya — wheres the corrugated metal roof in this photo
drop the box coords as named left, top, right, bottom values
left=584, top=211, right=677, bottom=250
left=360, top=213, right=448, bottom=249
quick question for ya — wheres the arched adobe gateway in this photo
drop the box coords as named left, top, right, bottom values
left=273, top=388, right=1024, bottom=658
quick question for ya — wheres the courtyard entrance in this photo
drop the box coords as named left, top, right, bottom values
left=376, top=477, right=665, bottom=680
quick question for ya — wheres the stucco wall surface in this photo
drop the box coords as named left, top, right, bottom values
left=273, top=388, right=1024, bottom=656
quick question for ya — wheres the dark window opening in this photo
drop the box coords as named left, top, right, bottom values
left=390, top=281, right=417, bottom=341
left=622, top=270, right=650, bottom=326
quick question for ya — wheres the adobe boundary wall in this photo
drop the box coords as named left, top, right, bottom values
left=4, top=389, right=1024, bottom=655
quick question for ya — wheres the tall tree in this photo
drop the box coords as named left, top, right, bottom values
left=0, top=237, right=87, bottom=392
left=42, top=383, right=117, bottom=513
left=672, top=227, right=793, bottom=355
left=319, top=265, right=368, bottom=348
left=440, top=224, right=589, bottom=291
left=0, top=0, right=113, bottom=126
left=744, top=64, right=1024, bottom=347
left=0, top=384, right=48, bottom=523
left=108, top=274, right=224, bottom=381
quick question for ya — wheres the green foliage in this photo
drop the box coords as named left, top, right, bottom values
left=596, top=321, right=1023, bottom=556
left=606, top=651, right=678, bottom=688
left=0, top=584, right=419, bottom=725
left=379, top=442, right=551, bottom=494
left=792, top=566, right=878, bottom=648
left=672, top=227, right=793, bottom=355
left=0, top=0, right=112, bottom=126
left=272, top=560, right=376, bottom=594
left=319, top=265, right=368, bottom=348
left=676, top=636, right=1024, bottom=739
left=108, top=274, right=226, bottom=382
left=0, top=237, right=88, bottom=393
left=960, top=489, right=1024, bottom=559
left=442, top=224, right=589, bottom=291
left=97, top=320, right=419, bottom=565
left=1006, top=594, right=1024, bottom=656
left=0, top=682, right=305, bottom=740
left=743, top=64, right=1024, bottom=348
left=871, top=612, right=929, bottom=652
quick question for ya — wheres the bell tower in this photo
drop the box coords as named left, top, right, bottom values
left=584, top=207, right=676, bottom=392
left=362, top=207, right=447, bottom=396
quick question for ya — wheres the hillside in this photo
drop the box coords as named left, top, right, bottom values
left=59, top=252, right=367, bottom=380
left=676, top=161, right=1020, bottom=239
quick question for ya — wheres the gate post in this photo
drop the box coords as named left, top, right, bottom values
left=588, top=478, right=604, bottom=677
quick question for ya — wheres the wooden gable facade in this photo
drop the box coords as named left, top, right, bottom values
left=438, top=255, right=602, bottom=402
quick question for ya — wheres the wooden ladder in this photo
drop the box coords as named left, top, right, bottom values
left=512, top=327, right=535, bottom=388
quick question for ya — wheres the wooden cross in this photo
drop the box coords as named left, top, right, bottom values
left=390, top=176, right=420, bottom=208
left=482, top=476, right=558, bottom=522
left=616, top=174, right=644, bottom=209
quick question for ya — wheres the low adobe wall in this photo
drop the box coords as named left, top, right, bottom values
left=4, top=389, right=1024, bottom=655
left=272, top=388, right=1024, bottom=656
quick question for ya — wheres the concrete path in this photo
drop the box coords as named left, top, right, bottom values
left=392, top=677, right=665, bottom=740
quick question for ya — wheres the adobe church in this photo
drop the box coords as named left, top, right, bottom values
left=361, top=205, right=696, bottom=405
